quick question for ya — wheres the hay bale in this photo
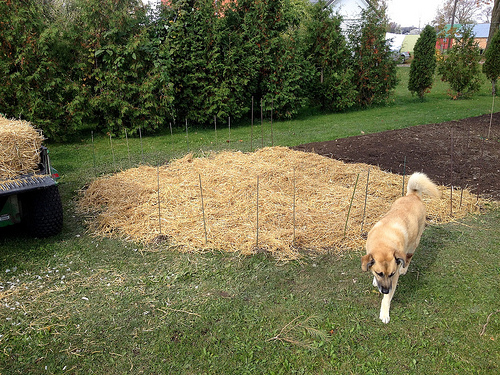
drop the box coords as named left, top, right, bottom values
left=0, top=115, right=45, bottom=179
left=78, top=147, right=485, bottom=260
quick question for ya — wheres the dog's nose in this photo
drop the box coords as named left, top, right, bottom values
left=381, top=287, right=390, bottom=294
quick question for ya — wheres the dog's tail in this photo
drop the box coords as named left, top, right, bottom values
left=406, top=172, right=441, bottom=198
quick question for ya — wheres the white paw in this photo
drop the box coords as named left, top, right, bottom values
left=372, top=276, right=377, bottom=288
left=379, top=311, right=390, bottom=324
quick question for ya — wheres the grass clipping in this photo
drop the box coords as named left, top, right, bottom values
left=0, top=115, right=45, bottom=179
left=79, top=147, right=483, bottom=260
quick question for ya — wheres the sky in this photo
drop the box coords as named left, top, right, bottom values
left=386, top=0, right=442, bottom=28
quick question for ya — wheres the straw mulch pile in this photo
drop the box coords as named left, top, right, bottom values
left=78, top=147, right=484, bottom=260
left=0, top=115, right=45, bottom=179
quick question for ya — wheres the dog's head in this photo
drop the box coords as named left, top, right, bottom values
left=361, top=251, right=413, bottom=294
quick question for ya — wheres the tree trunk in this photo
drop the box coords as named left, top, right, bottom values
left=487, top=0, right=500, bottom=50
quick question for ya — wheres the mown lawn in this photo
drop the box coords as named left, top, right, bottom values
left=1, top=67, right=499, bottom=374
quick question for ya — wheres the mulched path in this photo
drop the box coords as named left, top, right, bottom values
left=293, top=112, right=500, bottom=200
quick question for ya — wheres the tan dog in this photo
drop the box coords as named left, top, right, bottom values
left=361, top=172, right=441, bottom=323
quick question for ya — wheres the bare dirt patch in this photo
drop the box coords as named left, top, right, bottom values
left=293, top=113, right=500, bottom=201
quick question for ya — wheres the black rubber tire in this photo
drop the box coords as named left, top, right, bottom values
left=22, top=185, right=63, bottom=238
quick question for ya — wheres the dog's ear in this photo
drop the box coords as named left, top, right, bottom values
left=395, top=251, right=408, bottom=268
left=361, top=254, right=375, bottom=271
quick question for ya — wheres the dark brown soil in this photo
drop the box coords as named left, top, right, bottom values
left=293, top=113, right=500, bottom=200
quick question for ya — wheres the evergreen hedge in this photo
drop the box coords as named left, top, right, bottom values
left=0, top=0, right=398, bottom=140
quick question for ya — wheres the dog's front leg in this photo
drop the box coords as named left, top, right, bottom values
left=379, top=294, right=392, bottom=323
left=379, top=273, right=400, bottom=324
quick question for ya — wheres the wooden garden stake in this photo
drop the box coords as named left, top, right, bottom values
left=293, top=168, right=296, bottom=246
left=251, top=96, right=254, bottom=152
left=477, top=137, right=485, bottom=203
left=228, top=116, right=231, bottom=146
left=199, top=174, right=208, bottom=245
left=256, top=175, right=260, bottom=248
left=361, top=168, right=371, bottom=233
left=91, top=131, right=96, bottom=177
left=476, top=167, right=482, bottom=203
left=344, top=173, right=360, bottom=238
left=214, top=115, right=217, bottom=149
left=169, top=122, right=174, bottom=155
left=488, top=92, right=495, bottom=139
left=185, top=119, right=189, bottom=152
left=139, top=127, right=144, bottom=164
left=450, top=129, right=454, bottom=216
left=261, top=99, right=264, bottom=148
left=125, top=128, right=131, bottom=168
left=157, top=164, right=162, bottom=235
left=402, top=156, right=406, bottom=197
left=271, top=98, right=274, bottom=147
left=109, top=133, right=116, bottom=171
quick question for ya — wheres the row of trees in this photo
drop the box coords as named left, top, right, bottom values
left=0, top=0, right=397, bottom=140
left=409, top=23, right=500, bottom=100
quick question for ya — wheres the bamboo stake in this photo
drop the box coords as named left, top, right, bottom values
left=488, top=93, right=495, bottom=139
left=214, top=115, right=217, bottom=149
left=251, top=96, right=254, bottom=152
left=450, top=128, right=454, bottom=216
left=125, top=129, right=131, bottom=168
left=185, top=119, right=189, bottom=152
left=477, top=136, right=485, bottom=202
left=256, top=175, right=259, bottom=249
left=402, top=156, right=406, bottom=197
left=271, top=98, right=274, bottom=147
left=157, top=164, right=162, bottom=235
left=139, top=127, right=144, bottom=164
left=199, top=174, right=208, bottom=245
left=344, top=173, right=360, bottom=238
left=361, top=168, right=371, bottom=233
left=109, top=133, right=116, bottom=171
left=169, top=122, right=174, bottom=155
left=91, top=131, right=97, bottom=177
left=292, top=168, right=296, bottom=246
left=261, top=98, right=264, bottom=148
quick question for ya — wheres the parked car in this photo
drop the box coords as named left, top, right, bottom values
left=393, top=51, right=411, bottom=64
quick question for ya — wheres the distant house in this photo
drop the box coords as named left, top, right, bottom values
left=472, top=23, right=491, bottom=52
left=436, top=23, right=491, bottom=53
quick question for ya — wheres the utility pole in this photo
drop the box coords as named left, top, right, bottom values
left=447, top=0, right=459, bottom=50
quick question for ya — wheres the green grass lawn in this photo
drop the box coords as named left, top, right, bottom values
left=1, top=67, right=499, bottom=374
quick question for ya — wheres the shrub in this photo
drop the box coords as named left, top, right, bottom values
left=438, top=26, right=483, bottom=99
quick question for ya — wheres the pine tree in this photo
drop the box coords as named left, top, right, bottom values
left=348, top=7, right=398, bottom=107
left=483, top=28, right=500, bottom=96
left=408, top=25, right=437, bottom=100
